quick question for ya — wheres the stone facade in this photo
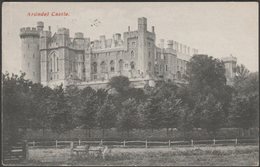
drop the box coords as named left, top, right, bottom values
left=20, top=17, right=201, bottom=89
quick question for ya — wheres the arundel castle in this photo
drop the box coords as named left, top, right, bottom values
left=20, top=17, right=236, bottom=89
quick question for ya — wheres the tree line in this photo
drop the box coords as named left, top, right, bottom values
left=3, top=54, right=259, bottom=144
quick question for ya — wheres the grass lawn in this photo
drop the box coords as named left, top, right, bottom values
left=20, top=145, right=259, bottom=166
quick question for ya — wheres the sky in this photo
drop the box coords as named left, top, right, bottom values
left=2, top=2, right=259, bottom=73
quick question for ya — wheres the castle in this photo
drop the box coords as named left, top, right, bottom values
left=20, top=17, right=235, bottom=89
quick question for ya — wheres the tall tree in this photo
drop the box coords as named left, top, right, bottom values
left=2, top=72, right=32, bottom=144
left=96, top=96, right=117, bottom=137
left=116, top=98, right=140, bottom=137
left=186, top=54, right=230, bottom=136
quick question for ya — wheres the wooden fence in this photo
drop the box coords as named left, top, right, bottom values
left=27, top=138, right=259, bottom=149
left=3, top=141, right=27, bottom=164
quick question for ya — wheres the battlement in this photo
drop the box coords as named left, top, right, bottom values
left=75, top=32, right=84, bottom=39
left=57, top=27, right=70, bottom=35
left=20, top=27, right=40, bottom=38
left=160, top=38, right=198, bottom=56
left=221, top=55, right=237, bottom=62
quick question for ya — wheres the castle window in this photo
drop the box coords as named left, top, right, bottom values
left=125, top=63, right=128, bottom=68
left=130, top=61, right=135, bottom=70
left=100, top=61, right=107, bottom=73
left=177, top=71, right=181, bottom=80
left=148, top=62, right=152, bottom=71
left=92, top=62, right=97, bottom=73
left=33, top=54, right=35, bottom=58
left=166, top=65, right=168, bottom=71
left=149, top=51, right=151, bottom=58
left=57, top=57, right=59, bottom=71
left=28, top=63, right=30, bottom=68
left=148, top=42, right=151, bottom=47
left=119, top=59, right=124, bottom=71
left=110, top=60, right=115, bottom=72
left=131, top=51, right=134, bottom=58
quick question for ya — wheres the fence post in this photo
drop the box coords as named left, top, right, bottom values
left=235, top=138, right=238, bottom=145
left=33, top=141, right=35, bottom=147
left=56, top=140, right=58, bottom=148
left=79, top=139, right=81, bottom=146
left=70, top=141, right=74, bottom=157
left=100, top=139, right=103, bottom=145
left=145, top=140, right=148, bottom=148
left=168, top=140, right=171, bottom=147
left=23, top=140, right=29, bottom=160
left=191, top=139, right=193, bottom=146
left=123, top=140, right=125, bottom=147
left=213, top=139, right=215, bottom=145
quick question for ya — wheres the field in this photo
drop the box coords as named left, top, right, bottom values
left=21, top=145, right=259, bottom=166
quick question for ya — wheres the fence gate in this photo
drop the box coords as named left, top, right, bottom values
left=3, top=141, right=27, bottom=164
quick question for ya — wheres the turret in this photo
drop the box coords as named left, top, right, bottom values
left=138, top=17, right=147, bottom=32
left=20, top=25, right=41, bottom=83
left=222, top=54, right=237, bottom=85
left=37, top=21, right=44, bottom=31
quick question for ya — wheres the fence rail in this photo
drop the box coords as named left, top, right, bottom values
left=27, top=138, right=259, bottom=148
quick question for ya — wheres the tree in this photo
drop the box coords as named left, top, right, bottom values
left=116, top=98, right=140, bottom=137
left=49, top=85, right=76, bottom=134
left=108, top=76, right=130, bottom=94
left=96, top=96, right=117, bottom=137
left=192, top=94, right=225, bottom=137
left=160, top=94, right=184, bottom=136
left=29, top=83, right=54, bottom=136
left=186, top=55, right=230, bottom=136
left=2, top=72, right=33, bottom=144
left=77, top=86, right=98, bottom=137
left=229, top=94, right=259, bottom=136
left=229, top=71, right=259, bottom=136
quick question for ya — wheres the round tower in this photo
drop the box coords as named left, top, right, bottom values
left=20, top=26, right=41, bottom=83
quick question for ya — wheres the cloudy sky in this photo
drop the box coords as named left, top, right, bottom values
left=2, top=2, right=258, bottom=73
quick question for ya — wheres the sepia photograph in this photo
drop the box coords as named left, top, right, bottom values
left=1, top=1, right=259, bottom=166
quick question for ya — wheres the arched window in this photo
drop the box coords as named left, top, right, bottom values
left=50, top=58, right=52, bottom=72
left=148, top=51, right=151, bottom=58
left=92, top=62, right=97, bottom=73
left=100, top=61, right=107, bottom=73
left=130, top=61, right=135, bottom=70
left=177, top=71, right=181, bottom=80
left=56, top=57, right=59, bottom=71
left=110, top=60, right=115, bottom=72
left=148, top=62, right=152, bottom=71
left=119, top=59, right=124, bottom=71
left=131, top=51, right=134, bottom=58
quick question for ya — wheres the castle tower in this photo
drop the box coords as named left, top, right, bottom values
left=221, top=54, right=237, bottom=85
left=20, top=21, right=43, bottom=83
left=137, top=17, right=155, bottom=76
left=39, top=28, right=52, bottom=86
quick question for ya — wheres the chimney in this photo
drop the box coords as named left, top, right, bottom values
left=152, top=26, right=154, bottom=33
left=48, top=26, right=51, bottom=31
left=128, top=26, right=130, bottom=32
